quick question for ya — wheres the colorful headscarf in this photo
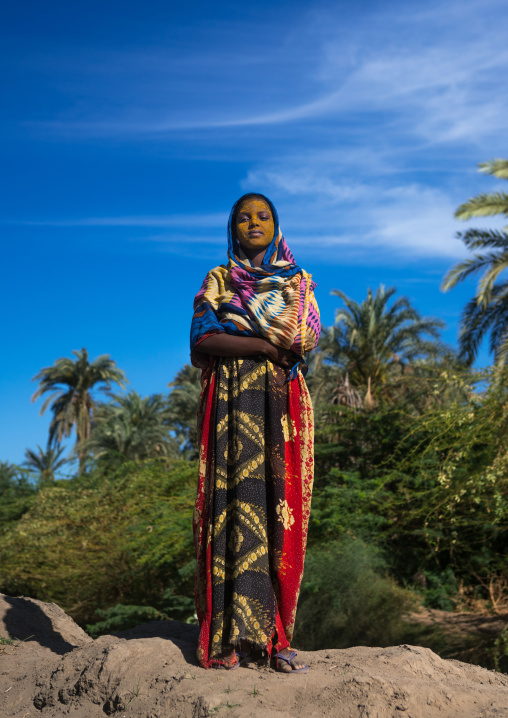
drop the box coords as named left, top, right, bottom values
left=190, top=194, right=320, bottom=373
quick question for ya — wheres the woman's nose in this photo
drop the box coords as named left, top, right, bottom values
left=249, top=216, right=260, bottom=227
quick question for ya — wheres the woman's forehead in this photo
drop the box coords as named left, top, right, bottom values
left=237, top=198, right=272, bottom=215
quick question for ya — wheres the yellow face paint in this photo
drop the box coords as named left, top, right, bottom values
left=235, top=199, right=274, bottom=252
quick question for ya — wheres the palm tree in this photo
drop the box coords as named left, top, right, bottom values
left=83, top=391, right=178, bottom=463
left=31, top=348, right=127, bottom=472
left=442, top=159, right=508, bottom=369
left=0, top=462, right=35, bottom=519
left=0, top=461, right=20, bottom=493
left=23, top=443, right=69, bottom=481
left=316, top=285, right=445, bottom=405
left=307, top=348, right=365, bottom=409
left=166, top=364, right=201, bottom=458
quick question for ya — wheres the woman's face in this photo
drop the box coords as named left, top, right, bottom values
left=235, top=198, right=275, bottom=251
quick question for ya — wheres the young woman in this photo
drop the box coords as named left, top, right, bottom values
left=190, top=193, right=320, bottom=672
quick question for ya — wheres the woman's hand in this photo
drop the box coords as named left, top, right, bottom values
left=261, top=341, right=298, bottom=370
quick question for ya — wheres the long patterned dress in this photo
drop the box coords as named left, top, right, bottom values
left=190, top=194, right=320, bottom=668
left=193, top=356, right=314, bottom=668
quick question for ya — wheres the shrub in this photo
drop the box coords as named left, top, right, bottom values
left=294, top=538, right=414, bottom=650
left=0, top=458, right=197, bottom=626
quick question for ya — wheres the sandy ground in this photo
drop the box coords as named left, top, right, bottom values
left=1, top=593, right=508, bottom=718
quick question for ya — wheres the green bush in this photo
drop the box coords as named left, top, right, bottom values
left=0, top=464, right=38, bottom=532
left=294, top=538, right=415, bottom=650
left=87, top=604, right=164, bottom=637
left=420, top=568, right=458, bottom=611
left=0, top=458, right=197, bottom=626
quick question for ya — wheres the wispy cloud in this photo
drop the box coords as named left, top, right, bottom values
left=26, top=0, right=508, bottom=146
left=8, top=0, right=508, bottom=265
left=243, top=165, right=483, bottom=261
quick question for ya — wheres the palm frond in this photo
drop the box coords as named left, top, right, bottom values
left=477, top=259, right=508, bottom=307
left=479, top=159, right=508, bottom=179
left=444, top=164, right=508, bottom=367
left=491, top=328, right=508, bottom=374
left=459, top=229, right=508, bottom=250
left=457, top=289, right=508, bottom=365
left=455, top=192, right=508, bottom=220
left=442, top=251, right=508, bottom=292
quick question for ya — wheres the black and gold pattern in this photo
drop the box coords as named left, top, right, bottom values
left=209, top=356, right=287, bottom=657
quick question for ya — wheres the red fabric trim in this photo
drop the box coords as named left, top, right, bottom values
left=273, top=376, right=310, bottom=647
left=274, top=607, right=290, bottom=653
left=193, top=370, right=217, bottom=668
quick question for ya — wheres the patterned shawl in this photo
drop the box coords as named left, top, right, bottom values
left=190, top=194, right=320, bottom=372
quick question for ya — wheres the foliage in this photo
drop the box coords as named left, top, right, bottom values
left=86, top=571, right=197, bottom=637
left=493, top=625, right=508, bottom=673
left=0, top=461, right=19, bottom=488
left=23, top=443, right=69, bottom=481
left=31, top=348, right=127, bottom=471
left=419, top=568, right=458, bottom=611
left=310, top=469, right=394, bottom=545
left=442, top=159, right=508, bottom=370
left=83, top=391, right=179, bottom=464
left=0, top=459, right=197, bottom=626
left=0, top=463, right=37, bottom=532
left=477, top=159, right=508, bottom=181
left=166, top=364, right=201, bottom=458
left=294, top=538, right=415, bottom=650
left=388, top=370, right=508, bottom=589
left=455, top=159, right=508, bottom=219
left=311, top=368, right=508, bottom=607
left=86, top=604, right=164, bottom=637
left=312, top=285, right=446, bottom=408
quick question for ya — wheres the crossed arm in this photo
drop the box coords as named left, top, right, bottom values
left=198, top=334, right=297, bottom=370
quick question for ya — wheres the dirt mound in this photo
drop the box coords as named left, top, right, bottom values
left=0, top=594, right=92, bottom=654
left=1, top=593, right=508, bottom=718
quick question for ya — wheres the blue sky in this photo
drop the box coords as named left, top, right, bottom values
left=2, top=0, right=508, bottom=466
